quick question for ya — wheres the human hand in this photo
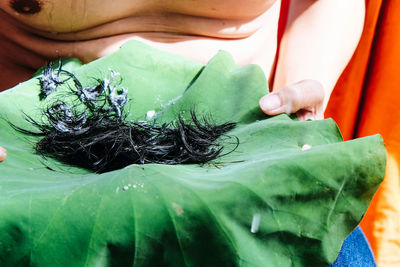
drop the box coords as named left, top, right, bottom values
left=0, top=146, right=7, bottom=162
left=258, top=80, right=325, bottom=121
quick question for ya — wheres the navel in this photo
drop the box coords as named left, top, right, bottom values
left=10, top=0, right=42, bottom=15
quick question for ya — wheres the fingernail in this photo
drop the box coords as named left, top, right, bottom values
left=260, top=94, right=282, bottom=111
left=0, top=146, right=7, bottom=162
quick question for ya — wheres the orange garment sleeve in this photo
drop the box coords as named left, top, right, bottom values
left=325, top=0, right=400, bottom=265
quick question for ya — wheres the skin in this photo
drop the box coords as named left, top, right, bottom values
left=0, top=0, right=365, bottom=161
left=265, top=0, right=365, bottom=120
left=0, top=146, right=6, bottom=162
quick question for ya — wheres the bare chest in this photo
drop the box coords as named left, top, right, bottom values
left=2, top=0, right=278, bottom=33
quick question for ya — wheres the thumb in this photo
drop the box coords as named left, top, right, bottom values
left=259, top=80, right=325, bottom=116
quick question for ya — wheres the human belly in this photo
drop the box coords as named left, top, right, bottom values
left=0, top=0, right=280, bottom=88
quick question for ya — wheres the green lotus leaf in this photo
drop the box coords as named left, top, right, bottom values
left=0, top=41, right=386, bottom=266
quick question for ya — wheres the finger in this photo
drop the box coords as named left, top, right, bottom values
left=296, top=106, right=324, bottom=121
left=296, top=109, right=316, bottom=121
left=259, top=80, right=325, bottom=115
left=0, top=146, right=7, bottom=162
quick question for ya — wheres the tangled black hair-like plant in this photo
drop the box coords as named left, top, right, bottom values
left=12, top=62, right=238, bottom=173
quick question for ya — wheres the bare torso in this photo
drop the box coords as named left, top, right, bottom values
left=0, top=0, right=281, bottom=90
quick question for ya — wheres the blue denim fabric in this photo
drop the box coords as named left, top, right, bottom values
left=329, top=226, right=376, bottom=267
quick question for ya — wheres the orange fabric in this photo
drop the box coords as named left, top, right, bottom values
left=326, top=0, right=400, bottom=265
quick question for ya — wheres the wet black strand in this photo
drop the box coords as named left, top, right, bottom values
left=13, top=62, right=238, bottom=173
